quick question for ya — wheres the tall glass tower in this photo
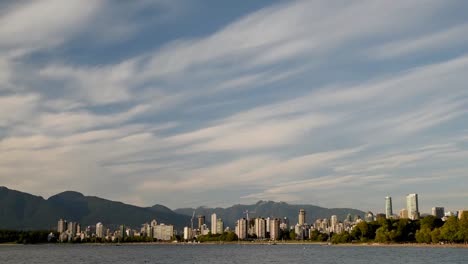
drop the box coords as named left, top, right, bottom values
left=406, top=193, right=419, bottom=220
left=385, top=196, right=393, bottom=219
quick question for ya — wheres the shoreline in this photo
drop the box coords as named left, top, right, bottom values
left=2, top=241, right=467, bottom=248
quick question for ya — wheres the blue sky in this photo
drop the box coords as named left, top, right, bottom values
left=1, top=0, right=468, bottom=214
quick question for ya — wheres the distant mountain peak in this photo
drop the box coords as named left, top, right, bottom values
left=48, top=191, right=84, bottom=201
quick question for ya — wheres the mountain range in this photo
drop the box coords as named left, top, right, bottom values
left=0, top=186, right=365, bottom=230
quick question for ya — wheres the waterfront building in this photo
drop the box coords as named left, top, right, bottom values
left=67, top=221, right=77, bottom=236
left=330, top=215, right=338, bottom=233
left=153, top=224, right=174, bottom=241
left=119, top=225, right=125, bottom=240
left=385, top=196, right=393, bottom=219
left=216, top=218, right=224, bottom=234
left=432, top=207, right=445, bottom=218
left=211, top=213, right=217, bottom=234
left=235, top=218, right=248, bottom=240
left=269, top=218, right=280, bottom=241
left=294, top=224, right=305, bottom=239
left=198, top=215, right=205, bottom=229
left=254, top=218, right=266, bottom=239
left=280, top=217, right=289, bottom=230
left=266, top=217, right=271, bottom=233
left=406, top=193, right=420, bottom=220
left=96, top=222, right=104, bottom=238
left=200, top=224, right=210, bottom=235
left=57, top=219, right=66, bottom=233
left=183, top=227, right=193, bottom=240
left=298, top=209, right=306, bottom=225
left=150, top=219, right=157, bottom=227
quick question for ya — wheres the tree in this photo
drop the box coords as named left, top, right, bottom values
left=431, top=228, right=441, bottom=244
left=457, top=214, right=468, bottom=243
left=415, top=228, right=432, bottom=244
left=351, top=221, right=370, bottom=242
left=440, top=216, right=459, bottom=243
left=289, top=229, right=296, bottom=240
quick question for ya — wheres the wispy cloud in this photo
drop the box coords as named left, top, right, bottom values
left=1, top=0, right=468, bottom=212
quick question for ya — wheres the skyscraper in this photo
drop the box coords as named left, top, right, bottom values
left=280, top=217, right=289, bottom=231
left=96, top=222, right=104, bottom=238
left=235, top=218, right=248, bottom=240
left=216, top=218, right=224, bottom=234
left=254, top=218, right=266, bottom=239
left=432, top=207, right=444, bottom=218
left=385, top=196, right=393, bottom=219
left=198, top=215, right=205, bottom=229
left=298, top=209, right=306, bottom=225
left=57, top=219, right=66, bottom=233
left=269, top=218, right=280, bottom=241
left=406, top=193, right=419, bottom=220
left=211, top=213, right=217, bottom=234
left=330, top=215, right=338, bottom=232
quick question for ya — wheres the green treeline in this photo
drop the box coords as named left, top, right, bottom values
left=0, top=230, right=56, bottom=244
left=330, top=215, right=468, bottom=244
left=196, top=231, right=238, bottom=242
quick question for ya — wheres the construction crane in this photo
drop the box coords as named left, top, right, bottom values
left=191, top=210, right=195, bottom=230
left=243, top=210, right=255, bottom=221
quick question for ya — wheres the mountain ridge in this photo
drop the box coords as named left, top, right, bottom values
left=0, top=186, right=365, bottom=231
left=175, top=200, right=365, bottom=228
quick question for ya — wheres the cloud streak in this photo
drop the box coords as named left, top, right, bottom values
left=1, top=0, right=468, bottom=213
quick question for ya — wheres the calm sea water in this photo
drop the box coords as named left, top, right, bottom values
left=1, top=244, right=467, bottom=264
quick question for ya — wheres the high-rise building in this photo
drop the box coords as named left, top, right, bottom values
left=266, top=217, right=271, bottom=233
left=280, top=217, right=289, bottom=231
left=211, top=213, right=217, bottom=234
left=183, top=227, right=193, bottom=240
left=298, top=209, right=306, bottom=225
left=406, top=193, right=420, bottom=220
left=235, top=218, right=248, bottom=240
left=119, top=225, right=126, bottom=240
left=400, top=208, right=409, bottom=219
left=96, top=222, right=104, bottom=238
left=385, top=196, right=393, bottom=219
left=57, top=219, right=66, bottom=233
left=153, top=224, right=174, bottom=241
left=198, top=215, right=205, bottom=229
left=254, top=218, right=266, bottom=239
left=432, top=207, right=445, bottom=218
left=216, top=218, right=224, bottom=234
left=330, top=215, right=338, bottom=232
left=67, top=221, right=77, bottom=236
left=269, top=218, right=280, bottom=241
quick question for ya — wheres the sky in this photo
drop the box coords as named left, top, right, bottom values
left=1, top=0, right=468, bottom=215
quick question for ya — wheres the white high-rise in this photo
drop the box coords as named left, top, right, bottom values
left=406, top=193, right=419, bottom=220
left=235, top=218, right=248, bottom=240
left=57, top=219, right=66, bottom=233
left=269, top=218, right=280, bottom=241
left=211, top=213, right=217, bottom=234
left=254, top=218, right=266, bottom=239
left=96, top=222, right=104, bottom=238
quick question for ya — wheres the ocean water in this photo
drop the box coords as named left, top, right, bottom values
left=0, top=244, right=467, bottom=264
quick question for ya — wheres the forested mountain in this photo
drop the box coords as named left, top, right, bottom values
left=0, top=186, right=190, bottom=230
left=175, top=200, right=365, bottom=228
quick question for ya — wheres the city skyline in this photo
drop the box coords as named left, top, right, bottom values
left=2, top=1, right=468, bottom=213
